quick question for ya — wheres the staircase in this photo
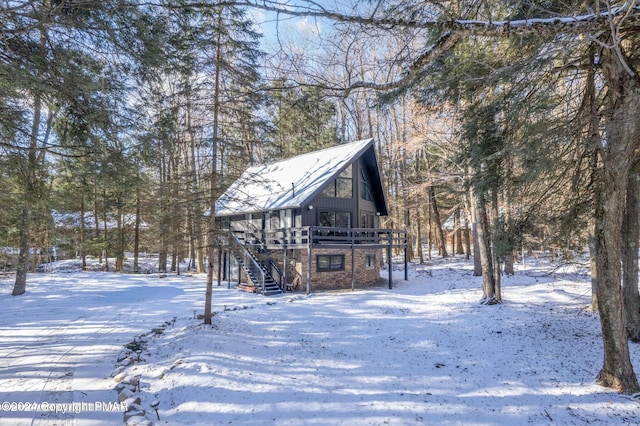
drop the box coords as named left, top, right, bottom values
left=230, top=232, right=282, bottom=296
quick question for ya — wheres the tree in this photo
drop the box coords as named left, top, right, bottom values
left=1, top=0, right=155, bottom=292
left=265, top=79, right=339, bottom=159
left=622, top=171, right=640, bottom=341
left=201, top=4, right=265, bottom=325
left=221, top=0, right=640, bottom=393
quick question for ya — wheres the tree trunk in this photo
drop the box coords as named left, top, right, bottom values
left=12, top=207, right=31, bottom=296
left=489, top=188, right=502, bottom=303
left=204, top=11, right=223, bottom=325
left=504, top=253, right=514, bottom=275
left=81, top=198, right=87, bottom=271
left=622, top=172, right=640, bottom=342
left=593, top=167, right=638, bottom=392
left=13, top=89, right=43, bottom=295
left=12, top=24, right=49, bottom=295
left=115, top=203, right=124, bottom=272
left=455, top=208, right=464, bottom=255
left=94, top=195, right=101, bottom=263
left=469, top=190, right=482, bottom=276
left=503, top=199, right=515, bottom=275
left=586, top=43, right=599, bottom=313
left=417, top=202, right=424, bottom=264
left=472, top=187, right=496, bottom=302
left=427, top=196, right=433, bottom=260
left=134, top=180, right=141, bottom=274
left=158, top=155, right=169, bottom=273
left=464, top=217, right=471, bottom=261
left=592, top=50, right=640, bottom=393
left=589, top=232, right=599, bottom=312
left=450, top=211, right=456, bottom=255
left=429, top=185, right=448, bottom=257
left=188, top=103, right=205, bottom=274
left=103, top=202, right=109, bottom=272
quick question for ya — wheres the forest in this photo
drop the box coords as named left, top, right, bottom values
left=1, top=0, right=639, bottom=394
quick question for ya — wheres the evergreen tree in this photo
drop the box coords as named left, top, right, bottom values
left=265, top=79, right=339, bottom=159
left=246, top=0, right=640, bottom=392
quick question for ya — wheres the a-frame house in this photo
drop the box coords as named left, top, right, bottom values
left=215, top=138, right=407, bottom=294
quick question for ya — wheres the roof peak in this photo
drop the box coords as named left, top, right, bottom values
left=257, top=138, right=374, bottom=168
left=215, top=138, right=376, bottom=216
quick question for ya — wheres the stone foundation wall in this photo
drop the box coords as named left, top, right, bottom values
left=293, top=247, right=382, bottom=291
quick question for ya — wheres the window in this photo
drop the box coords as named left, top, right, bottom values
left=317, top=254, right=345, bottom=272
left=360, top=169, right=374, bottom=202
left=319, top=211, right=351, bottom=228
left=321, top=168, right=353, bottom=198
left=365, top=253, right=376, bottom=269
left=268, top=212, right=279, bottom=229
left=361, top=212, right=375, bottom=228
left=280, top=209, right=292, bottom=228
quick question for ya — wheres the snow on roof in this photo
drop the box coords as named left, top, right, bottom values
left=215, top=139, right=374, bottom=216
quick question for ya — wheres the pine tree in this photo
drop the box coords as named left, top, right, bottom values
left=265, top=79, right=339, bottom=159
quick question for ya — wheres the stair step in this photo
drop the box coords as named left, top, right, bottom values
left=231, top=231, right=282, bottom=296
left=238, top=283, right=257, bottom=293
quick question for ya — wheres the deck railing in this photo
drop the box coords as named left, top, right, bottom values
left=227, top=226, right=407, bottom=249
left=219, top=226, right=408, bottom=291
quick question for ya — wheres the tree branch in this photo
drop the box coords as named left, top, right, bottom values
left=167, top=1, right=640, bottom=92
left=171, top=1, right=640, bottom=35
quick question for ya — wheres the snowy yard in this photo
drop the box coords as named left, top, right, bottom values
left=1, top=256, right=639, bottom=425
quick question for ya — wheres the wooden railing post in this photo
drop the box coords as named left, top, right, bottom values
left=388, top=234, right=392, bottom=290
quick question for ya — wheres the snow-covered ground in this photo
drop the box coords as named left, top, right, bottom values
left=1, top=255, right=639, bottom=425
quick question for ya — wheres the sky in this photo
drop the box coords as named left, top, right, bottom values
left=246, top=1, right=328, bottom=55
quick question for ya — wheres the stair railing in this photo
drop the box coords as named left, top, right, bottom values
left=268, top=259, right=284, bottom=291
left=230, top=231, right=266, bottom=292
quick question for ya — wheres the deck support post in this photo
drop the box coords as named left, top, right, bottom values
left=227, top=249, right=231, bottom=288
left=404, top=237, right=408, bottom=281
left=283, top=245, right=287, bottom=290
left=351, top=240, right=355, bottom=291
left=306, top=243, right=312, bottom=294
left=388, top=236, right=392, bottom=289
left=217, top=245, right=222, bottom=287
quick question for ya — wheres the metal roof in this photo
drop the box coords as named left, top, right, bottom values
left=215, top=138, right=385, bottom=216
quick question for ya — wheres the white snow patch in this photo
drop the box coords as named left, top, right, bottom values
left=0, top=255, right=639, bottom=425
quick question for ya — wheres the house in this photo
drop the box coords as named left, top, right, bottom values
left=214, top=138, right=407, bottom=294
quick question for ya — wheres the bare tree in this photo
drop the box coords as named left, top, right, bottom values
left=214, top=0, right=640, bottom=393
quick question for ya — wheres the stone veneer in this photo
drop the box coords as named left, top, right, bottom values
left=292, top=247, right=382, bottom=292
left=209, top=246, right=386, bottom=293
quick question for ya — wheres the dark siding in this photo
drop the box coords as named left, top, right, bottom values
left=229, top=144, right=387, bottom=229
left=361, top=146, right=388, bottom=216
left=302, top=163, right=358, bottom=227
left=303, top=197, right=357, bottom=226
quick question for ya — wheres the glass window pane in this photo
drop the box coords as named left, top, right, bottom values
left=319, top=211, right=335, bottom=227
left=336, top=178, right=352, bottom=198
left=360, top=181, right=373, bottom=201
left=317, top=254, right=344, bottom=271
left=365, top=254, right=375, bottom=269
left=321, top=182, right=336, bottom=197
left=339, top=167, right=352, bottom=179
left=330, top=255, right=343, bottom=269
left=318, top=256, right=330, bottom=270
left=335, top=212, right=351, bottom=228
